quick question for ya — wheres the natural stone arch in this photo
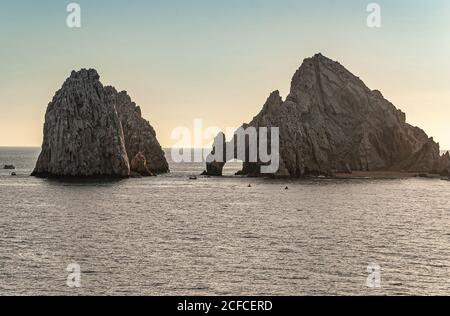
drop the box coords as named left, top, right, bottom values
left=203, top=129, right=263, bottom=177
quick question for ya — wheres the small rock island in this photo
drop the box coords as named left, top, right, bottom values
left=32, top=69, right=169, bottom=178
left=204, top=54, right=450, bottom=177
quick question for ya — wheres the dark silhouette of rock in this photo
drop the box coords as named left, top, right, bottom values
left=130, top=152, right=155, bottom=177
left=204, top=54, right=450, bottom=177
left=3, top=165, right=15, bottom=170
left=11, top=172, right=17, bottom=176
left=32, top=69, right=168, bottom=178
left=435, top=152, right=450, bottom=177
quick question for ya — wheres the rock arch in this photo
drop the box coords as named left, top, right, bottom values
left=203, top=129, right=269, bottom=177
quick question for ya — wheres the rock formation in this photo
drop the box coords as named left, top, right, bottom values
left=130, top=152, right=154, bottom=177
left=435, top=152, right=450, bottom=177
left=204, top=53, right=450, bottom=177
left=109, top=87, right=169, bottom=174
left=3, top=165, right=15, bottom=170
left=32, top=69, right=168, bottom=178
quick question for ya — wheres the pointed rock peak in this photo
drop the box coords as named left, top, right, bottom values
left=263, top=90, right=283, bottom=108
left=268, top=90, right=282, bottom=101
left=249, top=90, right=284, bottom=123
left=312, top=52, right=325, bottom=60
left=69, top=68, right=100, bottom=81
left=289, top=53, right=367, bottom=97
left=307, top=52, right=335, bottom=64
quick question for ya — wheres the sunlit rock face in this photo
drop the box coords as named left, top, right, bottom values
left=32, top=69, right=168, bottom=178
left=204, top=54, right=449, bottom=177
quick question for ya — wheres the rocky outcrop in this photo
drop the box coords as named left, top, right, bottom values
left=3, top=165, right=15, bottom=170
left=32, top=69, right=168, bottom=178
left=108, top=87, right=169, bottom=174
left=204, top=53, right=450, bottom=177
left=435, top=152, right=450, bottom=176
left=130, top=152, right=154, bottom=177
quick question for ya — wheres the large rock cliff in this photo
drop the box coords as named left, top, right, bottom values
left=32, top=69, right=168, bottom=178
left=204, top=54, right=450, bottom=177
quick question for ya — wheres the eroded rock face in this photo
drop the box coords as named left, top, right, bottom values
left=435, top=152, right=450, bottom=176
left=109, top=88, right=169, bottom=174
left=32, top=69, right=168, bottom=178
left=130, top=152, right=154, bottom=177
left=205, top=54, right=450, bottom=177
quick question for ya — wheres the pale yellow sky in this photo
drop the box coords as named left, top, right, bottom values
left=1, top=56, right=449, bottom=150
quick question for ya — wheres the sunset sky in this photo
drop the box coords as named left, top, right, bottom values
left=1, top=0, right=449, bottom=148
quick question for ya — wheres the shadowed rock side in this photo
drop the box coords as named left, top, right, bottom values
left=32, top=69, right=169, bottom=178
left=108, top=87, right=169, bottom=174
left=436, top=152, right=450, bottom=177
left=204, top=54, right=450, bottom=177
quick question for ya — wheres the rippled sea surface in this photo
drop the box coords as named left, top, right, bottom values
left=0, top=147, right=449, bottom=295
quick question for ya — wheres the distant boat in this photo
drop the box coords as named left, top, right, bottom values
left=189, top=176, right=198, bottom=180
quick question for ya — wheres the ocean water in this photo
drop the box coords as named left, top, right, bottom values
left=0, top=147, right=449, bottom=296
